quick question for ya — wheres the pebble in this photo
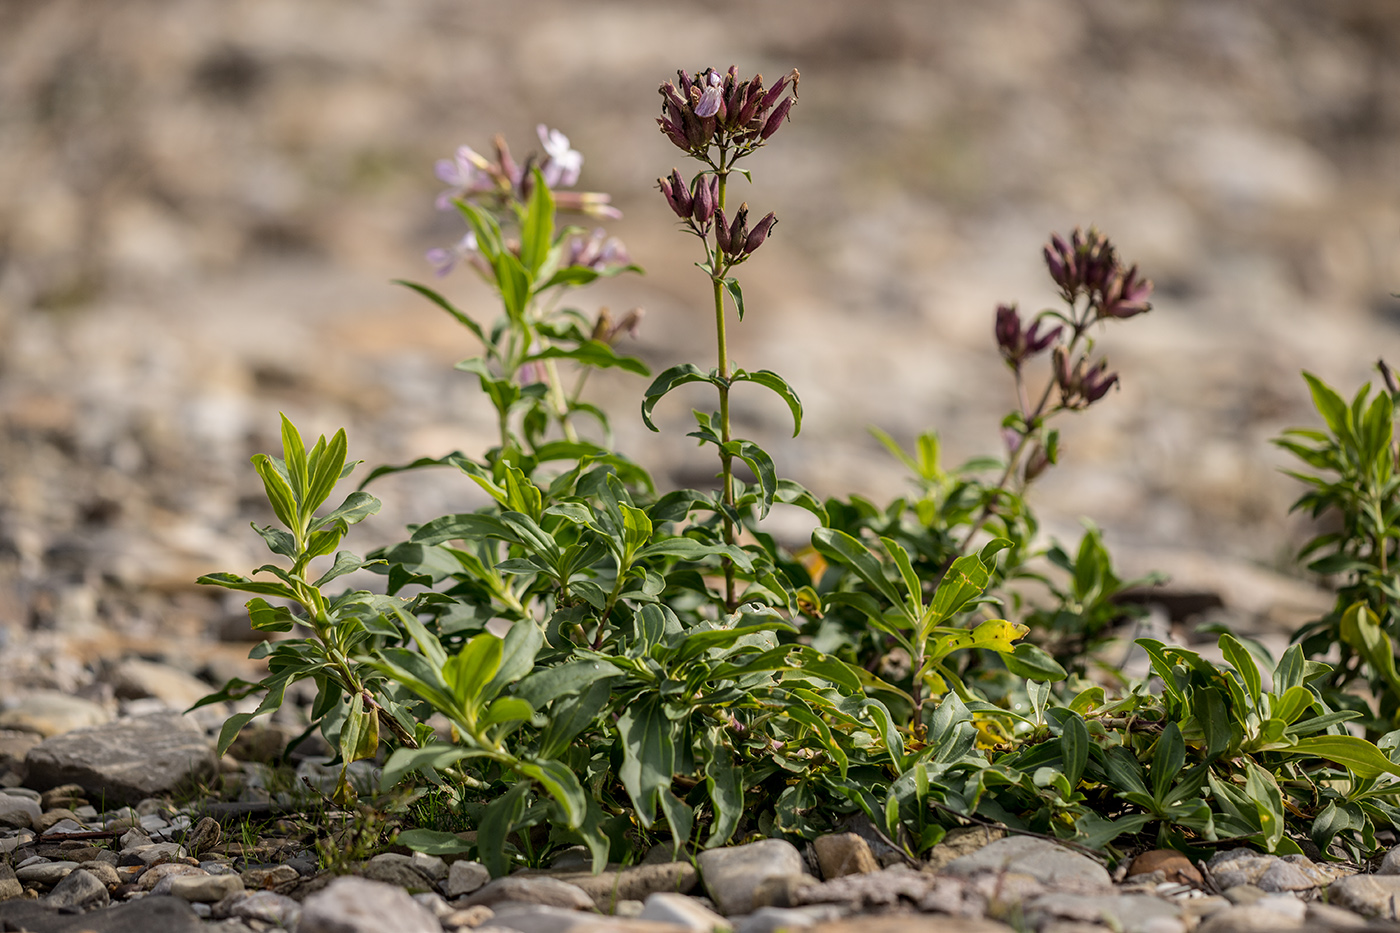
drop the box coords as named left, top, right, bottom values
left=0, top=690, right=111, bottom=737
left=535, top=861, right=700, bottom=911
left=300, top=876, right=442, bottom=933
left=0, top=793, right=40, bottom=829
left=698, top=838, right=809, bottom=915
left=44, top=865, right=111, bottom=908
left=639, top=891, right=732, bottom=930
left=363, top=851, right=440, bottom=890
left=445, top=859, right=491, bottom=897
left=229, top=889, right=303, bottom=928
left=943, top=837, right=1112, bottom=893
left=813, top=833, right=881, bottom=879
left=14, top=859, right=79, bottom=885
left=463, top=874, right=598, bottom=910
left=170, top=872, right=246, bottom=903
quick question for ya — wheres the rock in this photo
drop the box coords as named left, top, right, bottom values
left=39, top=782, right=87, bottom=810
left=442, top=904, right=495, bottom=928
left=463, top=874, right=597, bottom=910
left=794, top=866, right=936, bottom=910
left=639, top=891, right=731, bottom=931
left=128, top=841, right=189, bottom=868
left=180, top=815, right=221, bottom=856
left=444, top=859, right=490, bottom=897
left=107, top=658, right=211, bottom=710
left=1197, top=901, right=1307, bottom=933
left=1256, top=859, right=1316, bottom=893
left=537, top=862, right=700, bottom=912
left=34, top=807, right=83, bottom=833
left=813, top=834, right=880, bottom=879
left=942, top=837, right=1112, bottom=893
left=488, top=902, right=689, bottom=932
left=149, top=867, right=210, bottom=896
left=1327, top=874, right=1400, bottom=918
left=44, top=866, right=110, bottom=909
left=15, top=860, right=79, bottom=886
left=734, top=906, right=844, bottom=933
left=299, top=876, right=445, bottom=933
left=230, top=890, right=303, bottom=928
left=0, top=792, right=40, bottom=829
left=0, top=691, right=111, bottom=737
left=1126, top=850, right=1203, bottom=885
left=0, top=864, right=22, bottom=900
left=411, top=890, right=452, bottom=918
left=82, top=860, right=122, bottom=888
left=1025, top=893, right=1183, bottom=933
left=363, top=852, right=439, bottom=891
left=1379, top=847, right=1400, bottom=875
left=71, top=894, right=205, bottom=932
left=808, top=916, right=1016, bottom=933
left=0, top=731, right=41, bottom=772
left=924, top=826, right=1007, bottom=872
left=409, top=851, right=448, bottom=881
left=240, top=864, right=299, bottom=889
left=698, top=839, right=809, bottom=915
left=22, top=712, right=216, bottom=806
left=1205, top=849, right=1275, bottom=889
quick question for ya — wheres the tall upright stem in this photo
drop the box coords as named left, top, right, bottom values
left=713, top=162, right=737, bottom=609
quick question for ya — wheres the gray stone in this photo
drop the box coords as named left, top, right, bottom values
left=463, top=874, right=596, bottom=910
left=0, top=792, right=40, bottom=829
left=1197, top=900, right=1307, bottom=933
left=1205, top=848, right=1275, bottom=889
left=363, top=852, right=438, bottom=890
left=410, top=851, right=448, bottom=881
left=300, top=876, right=441, bottom=933
left=1379, top=847, right=1400, bottom=875
left=806, top=916, right=1016, bottom=933
left=149, top=867, right=210, bottom=895
left=230, top=890, right=303, bottom=928
left=1305, top=902, right=1370, bottom=930
left=444, top=859, right=491, bottom=897
left=1328, top=874, right=1400, bottom=919
left=82, top=860, right=122, bottom=888
left=240, top=864, right=299, bottom=889
left=44, top=866, right=110, bottom=909
left=411, top=890, right=452, bottom=918
left=813, top=834, right=880, bottom=879
left=488, top=902, right=693, bottom=932
left=794, top=866, right=937, bottom=910
left=180, top=815, right=221, bottom=856
left=442, top=904, right=496, bottom=929
left=942, top=837, right=1112, bottom=893
left=132, top=841, right=189, bottom=867
left=698, top=839, right=809, bottom=916
left=23, top=712, right=216, bottom=806
left=0, top=864, right=22, bottom=900
left=108, top=658, right=211, bottom=710
left=536, top=862, right=700, bottom=912
left=1025, top=893, right=1183, bottom=933
left=639, top=891, right=731, bottom=931
left=734, top=906, right=844, bottom=933
left=1255, top=859, right=1316, bottom=892
left=15, top=860, right=79, bottom=886
left=0, top=691, right=111, bottom=737
left=0, top=731, right=41, bottom=772
left=924, top=826, right=1007, bottom=872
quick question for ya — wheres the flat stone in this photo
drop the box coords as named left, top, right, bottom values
left=442, top=904, right=495, bottom=928
left=39, top=783, right=88, bottom=810
left=813, top=834, right=880, bottom=879
left=240, top=864, right=299, bottom=889
left=924, top=827, right=1007, bottom=872
left=808, top=915, right=1016, bottom=933
left=444, top=859, right=490, bottom=897
left=1026, top=893, right=1183, bottom=933
left=230, top=890, right=302, bottom=928
left=794, top=866, right=936, bottom=909
left=82, top=860, right=121, bottom=888
left=180, top=815, right=221, bottom=856
left=0, top=864, right=22, bottom=900
left=488, top=902, right=693, bottom=932
left=1328, top=874, right=1400, bottom=918
left=34, top=808, right=83, bottom=833
left=941, top=837, right=1112, bottom=893
left=0, top=792, right=40, bottom=829
left=463, top=874, right=596, bottom=910
left=1205, top=849, right=1276, bottom=889
left=132, top=841, right=189, bottom=867
left=0, top=691, right=111, bottom=738
left=0, top=731, right=42, bottom=772
left=638, top=891, right=731, bottom=931
left=535, top=862, right=700, bottom=912
left=1197, top=901, right=1307, bottom=933
left=150, top=867, right=210, bottom=895
left=15, top=860, right=79, bottom=886
left=141, top=863, right=204, bottom=891
left=23, top=713, right=216, bottom=806
left=698, top=839, right=808, bottom=916
left=44, top=866, right=110, bottom=909
left=363, top=852, right=438, bottom=891
left=1256, top=859, right=1316, bottom=892
left=300, top=876, right=441, bottom=933
left=734, top=906, right=844, bottom=933
left=409, top=851, right=448, bottom=881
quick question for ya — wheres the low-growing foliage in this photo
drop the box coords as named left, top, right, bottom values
left=199, top=65, right=1400, bottom=874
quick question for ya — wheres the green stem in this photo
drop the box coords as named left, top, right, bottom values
left=713, top=161, right=738, bottom=610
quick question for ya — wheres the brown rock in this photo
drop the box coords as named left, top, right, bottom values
left=814, top=833, right=881, bottom=879
left=39, top=783, right=87, bottom=810
left=1126, top=849, right=1203, bottom=885
left=925, top=826, right=1006, bottom=872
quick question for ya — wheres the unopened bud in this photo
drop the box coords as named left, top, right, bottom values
left=1024, top=444, right=1052, bottom=482
left=715, top=207, right=732, bottom=254
left=692, top=174, right=718, bottom=226
left=1381, top=359, right=1399, bottom=395
left=743, top=211, right=777, bottom=254
left=725, top=203, right=750, bottom=258
left=760, top=96, right=794, bottom=140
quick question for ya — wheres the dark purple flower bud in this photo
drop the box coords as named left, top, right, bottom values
left=1099, top=264, right=1154, bottom=319
left=1024, top=319, right=1062, bottom=354
left=1381, top=359, right=1399, bottom=395
left=677, top=69, right=694, bottom=97
left=1053, top=346, right=1072, bottom=393
left=1024, top=443, right=1052, bottom=482
left=735, top=77, right=764, bottom=126
left=658, top=169, right=692, bottom=219
left=724, top=203, right=750, bottom=258
left=760, top=96, right=795, bottom=140
left=743, top=211, right=777, bottom=254
left=692, top=174, right=717, bottom=226
left=714, top=207, right=732, bottom=254
left=1082, top=361, right=1119, bottom=403
left=995, top=304, right=1023, bottom=362
left=757, top=71, right=795, bottom=113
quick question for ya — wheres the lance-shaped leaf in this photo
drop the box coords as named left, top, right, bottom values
left=641, top=364, right=721, bottom=431
left=731, top=368, right=803, bottom=436
left=811, top=528, right=907, bottom=619
left=525, top=341, right=650, bottom=377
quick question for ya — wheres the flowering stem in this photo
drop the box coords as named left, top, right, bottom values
left=712, top=161, right=738, bottom=610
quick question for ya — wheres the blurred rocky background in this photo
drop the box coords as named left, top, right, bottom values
left=1, top=0, right=1399, bottom=705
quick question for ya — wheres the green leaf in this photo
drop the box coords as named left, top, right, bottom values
left=1245, top=761, right=1285, bottom=852
left=641, top=364, right=719, bottom=431
left=515, top=660, right=623, bottom=709
left=723, top=277, right=745, bottom=321
left=731, top=440, right=778, bottom=518
left=444, top=633, right=504, bottom=720
left=252, top=454, right=298, bottom=532
left=525, top=341, right=650, bottom=377
left=312, top=551, right=365, bottom=588
left=1196, top=687, right=1231, bottom=760
left=617, top=698, right=674, bottom=827
left=519, top=167, right=555, bottom=276
left=537, top=679, right=611, bottom=760
left=305, top=428, right=349, bottom=518
left=316, top=491, right=381, bottom=530
left=198, top=572, right=297, bottom=601
left=928, top=553, right=994, bottom=626
left=1001, top=643, right=1068, bottom=682
left=1285, top=736, right=1400, bottom=779
left=1060, top=713, right=1089, bottom=789
left=479, top=781, right=531, bottom=878
left=704, top=738, right=743, bottom=846
left=1152, top=722, right=1186, bottom=803
left=246, top=598, right=297, bottom=633
left=810, top=528, right=906, bottom=617
left=485, top=620, right=544, bottom=699
left=380, top=743, right=487, bottom=790
left=393, top=280, right=486, bottom=343
left=1220, top=632, right=1262, bottom=708
left=1303, top=372, right=1352, bottom=443
left=731, top=369, right=803, bottom=436
left=518, top=757, right=587, bottom=829
left=396, top=828, right=474, bottom=856
left=279, top=415, right=309, bottom=505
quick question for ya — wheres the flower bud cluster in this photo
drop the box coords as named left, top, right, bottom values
left=714, top=203, right=777, bottom=259
left=658, top=170, right=719, bottom=231
left=1054, top=346, right=1119, bottom=410
left=1043, top=228, right=1153, bottom=321
left=995, top=304, right=1062, bottom=369
left=658, top=66, right=799, bottom=161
